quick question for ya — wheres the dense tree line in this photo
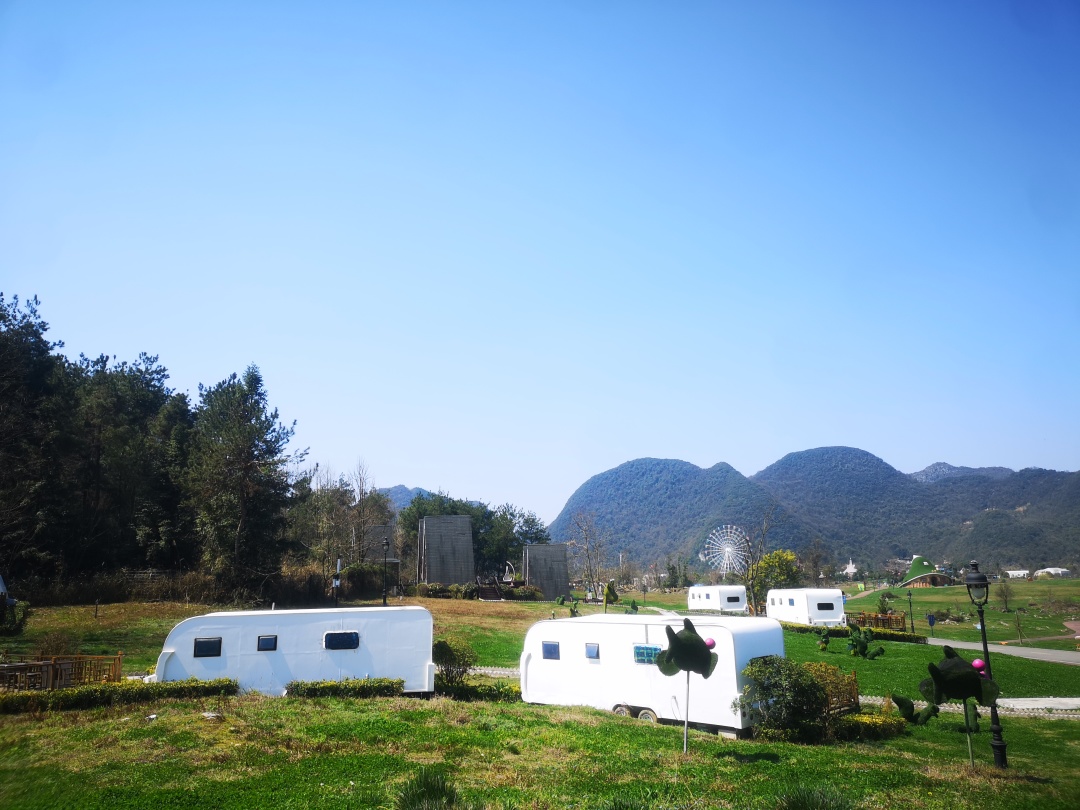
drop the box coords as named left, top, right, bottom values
left=1, top=295, right=554, bottom=598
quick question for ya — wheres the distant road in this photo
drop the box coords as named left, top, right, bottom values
left=925, top=636, right=1080, bottom=666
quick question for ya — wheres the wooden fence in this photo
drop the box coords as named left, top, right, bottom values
left=0, top=653, right=124, bottom=692
left=802, top=662, right=860, bottom=717
left=848, top=611, right=908, bottom=630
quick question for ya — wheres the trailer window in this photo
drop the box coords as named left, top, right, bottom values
left=816, top=602, right=835, bottom=611
left=324, top=631, right=360, bottom=650
left=542, top=642, right=560, bottom=660
left=633, top=645, right=661, bottom=665
left=788, top=598, right=795, bottom=606
left=585, top=643, right=600, bottom=660
left=726, top=596, right=740, bottom=603
left=193, top=638, right=222, bottom=658
left=257, top=635, right=278, bottom=652
left=705, top=593, right=711, bottom=600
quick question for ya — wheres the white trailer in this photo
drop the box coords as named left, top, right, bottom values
left=146, top=606, right=435, bottom=696
left=687, top=584, right=748, bottom=613
left=520, top=614, right=784, bottom=734
left=764, top=588, right=846, bottom=627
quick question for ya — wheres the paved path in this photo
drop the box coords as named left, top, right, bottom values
left=925, top=636, right=1080, bottom=666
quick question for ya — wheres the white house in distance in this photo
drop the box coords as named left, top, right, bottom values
left=1004, top=570, right=1030, bottom=579
left=1034, top=567, right=1071, bottom=578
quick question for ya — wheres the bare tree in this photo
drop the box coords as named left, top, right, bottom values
left=997, top=575, right=1014, bottom=613
left=739, top=504, right=779, bottom=614
left=567, top=511, right=609, bottom=597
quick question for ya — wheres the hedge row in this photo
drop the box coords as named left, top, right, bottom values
left=435, top=681, right=521, bottom=703
left=284, top=678, right=404, bottom=698
left=779, top=622, right=927, bottom=644
left=0, top=677, right=238, bottom=714
left=832, top=712, right=908, bottom=741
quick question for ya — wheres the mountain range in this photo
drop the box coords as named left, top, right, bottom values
left=542, top=447, right=1080, bottom=572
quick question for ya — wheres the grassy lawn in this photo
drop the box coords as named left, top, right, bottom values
left=3, top=594, right=1080, bottom=808
left=842, top=579, right=1080, bottom=649
left=2, top=692, right=1079, bottom=809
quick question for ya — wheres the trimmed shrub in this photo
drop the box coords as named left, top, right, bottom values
left=832, top=712, right=907, bottom=742
left=736, top=655, right=829, bottom=744
left=501, top=585, right=542, bottom=601
left=0, top=601, right=30, bottom=637
left=435, top=680, right=520, bottom=703
left=433, top=638, right=477, bottom=690
left=0, top=678, right=238, bottom=714
left=285, top=678, right=404, bottom=698
left=779, top=622, right=927, bottom=644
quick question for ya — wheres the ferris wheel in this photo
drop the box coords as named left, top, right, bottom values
left=701, top=524, right=750, bottom=576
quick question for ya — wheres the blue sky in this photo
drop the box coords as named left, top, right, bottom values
left=2, top=1, right=1078, bottom=524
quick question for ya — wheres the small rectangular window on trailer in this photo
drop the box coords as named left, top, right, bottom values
left=193, top=637, right=222, bottom=658
left=324, top=631, right=360, bottom=650
left=726, top=596, right=740, bottom=603
left=585, top=643, right=600, bottom=660
left=816, top=603, right=835, bottom=611
left=788, top=598, right=795, bottom=606
left=257, top=635, right=278, bottom=652
left=542, top=641, right=560, bottom=660
left=705, top=593, right=711, bottom=599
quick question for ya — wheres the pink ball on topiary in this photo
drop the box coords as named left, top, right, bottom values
left=705, top=638, right=716, bottom=649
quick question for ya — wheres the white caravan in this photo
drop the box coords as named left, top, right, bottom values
left=687, top=584, right=748, bottom=614
left=520, top=614, right=784, bottom=734
left=146, top=606, right=435, bottom=695
left=764, top=588, right=847, bottom=627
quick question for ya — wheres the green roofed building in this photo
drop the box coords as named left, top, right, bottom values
left=900, top=555, right=954, bottom=588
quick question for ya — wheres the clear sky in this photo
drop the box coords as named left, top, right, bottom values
left=2, top=2, right=1078, bottom=524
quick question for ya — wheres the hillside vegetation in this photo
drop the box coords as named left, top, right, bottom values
left=548, top=448, right=1080, bottom=571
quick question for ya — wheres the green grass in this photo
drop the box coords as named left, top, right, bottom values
left=2, top=693, right=1079, bottom=809
left=843, top=579, right=1080, bottom=650
left=784, top=629, right=1080, bottom=699
left=3, top=594, right=1080, bottom=808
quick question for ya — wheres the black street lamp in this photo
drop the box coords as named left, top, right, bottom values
left=382, top=538, right=390, bottom=606
left=965, top=560, right=1008, bottom=769
left=907, top=590, right=915, bottom=633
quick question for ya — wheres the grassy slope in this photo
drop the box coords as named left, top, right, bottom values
left=3, top=593, right=1080, bottom=808
left=2, top=694, right=1079, bottom=809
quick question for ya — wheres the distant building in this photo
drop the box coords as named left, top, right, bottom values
left=1004, top=570, right=1029, bottom=579
left=900, top=555, right=954, bottom=588
left=522, top=544, right=572, bottom=601
left=417, top=515, right=474, bottom=585
left=841, top=559, right=858, bottom=579
left=1033, top=567, right=1070, bottom=578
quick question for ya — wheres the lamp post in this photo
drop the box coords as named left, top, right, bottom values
left=965, top=560, right=1008, bottom=769
left=382, top=538, right=390, bottom=606
left=907, top=590, right=915, bottom=633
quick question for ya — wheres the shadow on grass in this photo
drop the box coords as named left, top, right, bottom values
left=712, top=750, right=782, bottom=764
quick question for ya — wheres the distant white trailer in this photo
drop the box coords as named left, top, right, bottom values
left=764, top=588, right=847, bottom=627
left=687, top=584, right=748, bottom=614
left=146, top=606, right=435, bottom=696
left=520, top=614, right=784, bottom=734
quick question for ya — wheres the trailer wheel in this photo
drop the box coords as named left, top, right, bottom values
left=637, top=708, right=658, bottom=723
left=613, top=705, right=632, bottom=717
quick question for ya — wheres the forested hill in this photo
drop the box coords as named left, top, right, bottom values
left=547, top=448, right=1080, bottom=571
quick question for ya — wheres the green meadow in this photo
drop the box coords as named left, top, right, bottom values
left=2, top=584, right=1079, bottom=809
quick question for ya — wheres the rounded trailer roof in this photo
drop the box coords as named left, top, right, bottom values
left=534, top=613, right=781, bottom=639
left=196, top=605, right=432, bottom=619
